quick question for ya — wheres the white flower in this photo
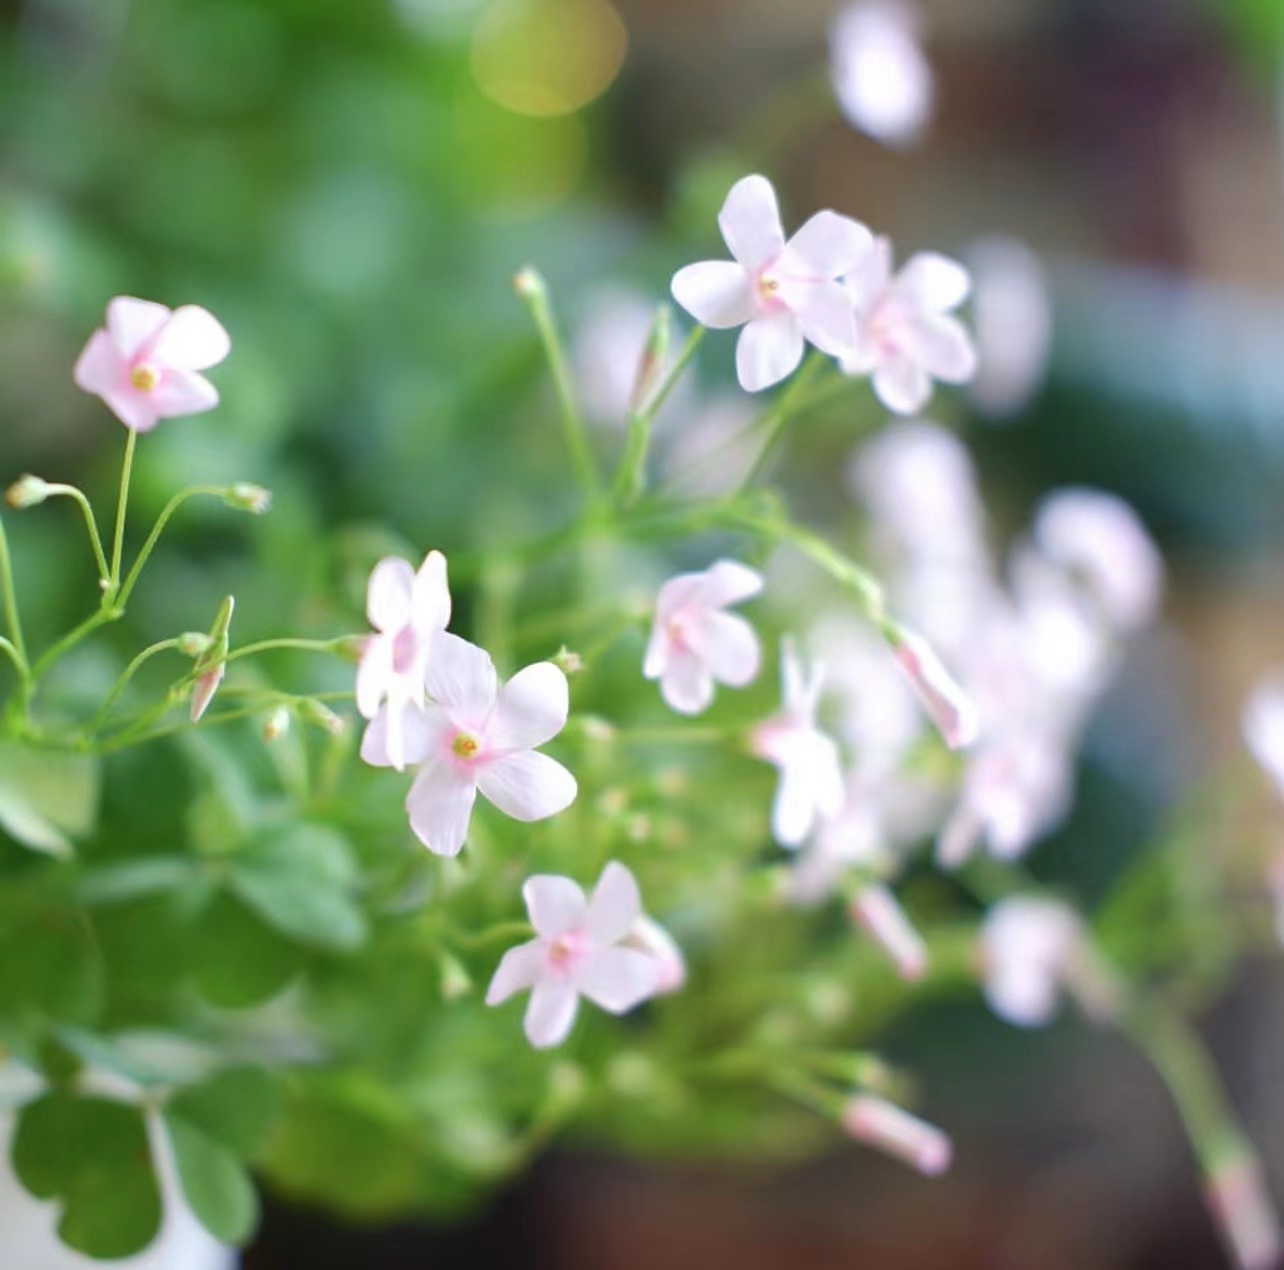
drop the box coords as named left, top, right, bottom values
left=355, top=551, right=451, bottom=771
left=485, top=862, right=673, bottom=1049
left=842, top=238, right=978, bottom=414
left=643, top=559, right=764, bottom=715
left=887, top=626, right=979, bottom=750
left=361, top=633, right=576, bottom=856
left=1244, top=674, right=1284, bottom=801
left=842, top=1094, right=952, bottom=1176
left=671, top=174, right=872, bottom=392
left=751, top=643, right=845, bottom=847
left=830, top=2, right=933, bottom=149
left=980, top=896, right=1082, bottom=1027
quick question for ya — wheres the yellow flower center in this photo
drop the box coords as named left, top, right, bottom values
left=130, top=365, right=161, bottom=392
left=452, top=733, right=480, bottom=759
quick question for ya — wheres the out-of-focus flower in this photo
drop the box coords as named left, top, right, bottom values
left=850, top=883, right=928, bottom=980
left=356, top=551, right=451, bottom=771
left=841, top=1094, right=952, bottom=1175
left=1205, top=1146, right=1284, bottom=1270
left=672, top=175, right=872, bottom=392
left=361, top=633, right=576, bottom=856
left=659, top=394, right=758, bottom=498
left=5, top=475, right=50, bottom=509
left=1029, top=488, right=1164, bottom=633
left=829, top=2, right=933, bottom=149
left=74, top=297, right=230, bottom=432
left=623, top=914, right=687, bottom=994
left=980, top=896, right=1083, bottom=1027
left=1244, top=675, right=1284, bottom=802
left=842, top=239, right=977, bottom=415
left=643, top=559, right=764, bottom=715
left=887, top=626, right=979, bottom=750
left=485, top=862, right=668, bottom=1048
left=751, top=642, right=845, bottom=847
left=967, top=237, right=1053, bottom=418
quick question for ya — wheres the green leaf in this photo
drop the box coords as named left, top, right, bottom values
left=228, top=823, right=366, bottom=951
left=191, top=892, right=303, bottom=1008
left=0, top=909, right=103, bottom=1026
left=163, top=1113, right=260, bottom=1245
left=168, top=1066, right=280, bottom=1157
left=0, top=743, right=100, bottom=858
left=75, top=856, right=200, bottom=906
left=13, top=1093, right=161, bottom=1259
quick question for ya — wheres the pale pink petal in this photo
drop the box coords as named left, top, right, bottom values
left=659, top=650, right=715, bottom=715
left=406, top=760, right=477, bottom=856
left=624, top=916, right=686, bottom=994
left=842, top=1096, right=952, bottom=1177
left=850, top=884, right=928, bottom=981
left=872, top=352, right=932, bottom=415
left=476, top=750, right=577, bottom=822
left=699, top=611, right=761, bottom=687
left=361, top=703, right=441, bottom=768
left=484, top=940, right=546, bottom=1005
left=585, top=861, right=642, bottom=944
left=652, top=573, right=707, bottom=626
left=152, top=370, right=219, bottom=418
left=101, top=389, right=162, bottom=433
left=670, top=262, right=755, bottom=330
left=899, top=252, right=971, bottom=312
left=718, top=174, right=786, bottom=271
left=411, top=550, right=451, bottom=634
left=642, top=621, right=671, bottom=680
left=523, top=874, right=588, bottom=938
left=524, top=980, right=579, bottom=1048
left=355, top=635, right=393, bottom=718
left=367, top=558, right=415, bottom=632
left=785, top=211, right=873, bottom=278
left=73, top=329, right=126, bottom=396
left=845, top=236, right=894, bottom=306
left=773, top=762, right=820, bottom=847
left=148, top=305, right=231, bottom=370
left=736, top=312, right=804, bottom=392
left=908, top=314, right=977, bottom=384
left=106, top=296, right=171, bottom=358
left=784, top=278, right=857, bottom=358
left=490, top=663, right=569, bottom=751
left=575, top=946, right=660, bottom=1014
left=423, top=632, right=498, bottom=721
left=985, top=966, right=1060, bottom=1028
left=696, top=559, right=764, bottom=608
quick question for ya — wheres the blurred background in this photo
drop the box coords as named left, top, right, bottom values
left=6, top=0, right=1284, bottom=1265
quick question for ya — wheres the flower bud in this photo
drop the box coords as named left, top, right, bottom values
left=1205, top=1146, right=1283, bottom=1270
left=262, top=706, right=291, bottom=743
left=438, top=953, right=473, bottom=1002
left=849, top=884, right=928, bottom=982
left=190, top=663, right=225, bottom=723
left=513, top=267, right=547, bottom=300
left=297, top=698, right=347, bottom=736
left=885, top=624, right=979, bottom=750
left=842, top=1095, right=952, bottom=1177
left=6, top=474, right=50, bottom=509
left=177, top=631, right=214, bottom=658
left=554, top=645, right=584, bottom=676
left=225, top=482, right=272, bottom=515
left=629, top=304, right=672, bottom=413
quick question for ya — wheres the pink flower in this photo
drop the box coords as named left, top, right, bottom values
left=841, top=1094, right=952, bottom=1176
left=355, top=551, right=451, bottom=771
left=850, top=884, right=928, bottom=981
left=888, top=626, right=979, bottom=750
left=979, top=896, right=1083, bottom=1028
left=361, top=633, right=576, bottom=857
left=485, top=862, right=672, bottom=1048
left=841, top=238, right=977, bottom=414
left=643, top=559, right=764, bottom=715
left=751, top=642, right=845, bottom=847
left=73, top=296, right=230, bottom=432
left=671, top=175, right=872, bottom=392
left=830, top=2, right=933, bottom=149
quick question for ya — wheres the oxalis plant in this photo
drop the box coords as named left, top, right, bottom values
left=0, top=172, right=1279, bottom=1269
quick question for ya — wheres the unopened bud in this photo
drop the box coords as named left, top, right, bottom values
left=190, top=663, right=225, bottom=723
left=885, top=624, right=979, bottom=751
left=554, top=645, right=584, bottom=676
left=850, top=885, right=928, bottom=982
left=1206, top=1146, right=1283, bottom=1270
left=177, top=631, right=214, bottom=658
left=513, top=267, right=546, bottom=300
left=297, top=698, right=347, bottom=736
left=225, top=483, right=272, bottom=515
left=334, top=634, right=369, bottom=664
left=629, top=304, right=672, bottom=413
left=6, top=474, right=50, bottom=509
left=842, top=1095, right=953, bottom=1177
left=262, top=706, right=291, bottom=743
left=438, top=952, right=473, bottom=1002
left=579, top=715, right=615, bottom=743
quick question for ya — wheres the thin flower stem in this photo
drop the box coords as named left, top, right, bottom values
left=516, top=268, right=601, bottom=503
left=31, top=609, right=116, bottom=681
left=0, top=637, right=24, bottom=676
left=736, top=352, right=830, bottom=493
left=42, top=484, right=110, bottom=583
left=93, top=638, right=182, bottom=729
left=115, top=484, right=227, bottom=609
left=221, top=637, right=353, bottom=666
left=0, top=514, right=28, bottom=673
left=107, top=429, right=137, bottom=599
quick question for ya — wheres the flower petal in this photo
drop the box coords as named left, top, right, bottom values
left=585, top=861, right=642, bottom=944
left=490, top=662, right=569, bottom=751
left=899, top=252, right=971, bottom=312
left=107, top=296, right=171, bottom=358
left=523, top=875, right=588, bottom=937
left=844, top=236, right=894, bottom=306
left=784, top=278, right=858, bottom=358
left=718, top=174, right=786, bottom=271
left=696, top=559, right=764, bottom=608
left=100, top=389, right=162, bottom=432
left=406, top=760, right=477, bottom=856
left=73, top=329, right=126, bottom=396
left=476, top=750, right=577, bottom=822
left=736, top=313, right=804, bottom=393
left=909, top=314, right=978, bottom=384
left=367, top=558, right=415, bottom=633
left=355, top=635, right=393, bottom=718
left=361, top=702, right=441, bottom=768
left=524, top=980, right=579, bottom=1048
left=872, top=352, right=933, bottom=415
left=785, top=211, right=874, bottom=279
left=411, top=550, right=451, bottom=634
left=485, top=939, right=546, bottom=1005
left=149, top=305, right=231, bottom=370
left=575, top=946, right=660, bottom=1014
left=699, top=611, right=761, bottom=688
left=424, top=631, right=498, bottom=721
left=773, top=761, right=820, bottom=848
left=660, top=650, right=715, bottom=715
left=670, top=261, right=754, bottom=330
left=152, top=370, right=219, bottom=418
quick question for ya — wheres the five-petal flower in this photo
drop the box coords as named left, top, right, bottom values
left=74, top=296, right=231, bottom=432
left=672, top=175, right=873, bottom=392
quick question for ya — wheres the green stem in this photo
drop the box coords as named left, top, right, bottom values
left=30, top=609, right=116, bottom=681
left=0, top=637, right=25, bottom=677
left=736, top=352, right=829, bottom=493
left=93, top=638, right=182, bottom=729
left=43, top=485, right=110, bottom=584
left=107, top=429, right=137, bottom=599
left=516, top=268, right=601, bottom=503
left=0, top=514, right=28, bottom=673
left=115, top=484, right=227, bottom=609
left=221, top=637, right=352, bottom=666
